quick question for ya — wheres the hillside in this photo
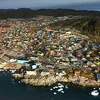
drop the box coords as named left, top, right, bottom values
left=49, top=18, right=100, bottom=42
left=49, top=18, right=100, bottom=35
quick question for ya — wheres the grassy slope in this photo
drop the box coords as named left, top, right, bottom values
left=49, top=18, right=100, bottom=42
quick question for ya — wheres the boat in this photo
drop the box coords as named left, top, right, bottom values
left=91, top=90, right=99, bottom=96
left=54, top=86, right=58, bottom=89
left=0, top=69, right=3, bottom=71
left=61, top=91, right=64, bottom=93
left=53, top=92, right=57, bottom=95
left=57, top=88, right=63, bottom=92
left=50, top=88, right=53, bottom=91
left=58, top=85, right=64, bottom=88
left=53, top=86, right=58, bottom=89
left=65, top=85, right=68, bottom=89
left=10, top=70, right=16, bottom=74
left=58, top=83, right=62, bottom=86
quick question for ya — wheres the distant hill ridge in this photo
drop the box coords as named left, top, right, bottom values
left=0, top=8, right=100, bottom=19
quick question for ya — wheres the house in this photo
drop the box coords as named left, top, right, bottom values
left=75, top=71, right=80, bottom=76
left=1, top=25, right=11, bottom=29
left=97, top=74, right=100, bottom=79
left=91, top=64, right=97, bottom=68
left=30, top=55, right=39, bottom=60
left=59, top=61, right=69, bottom=66
left=41, top=71, right=50, bottom=76
left=46, top=64, right=54, bottom=68
left=17, top=60, right=28, bottom=64
left=65, top=30, right=71, bottom=34
left=36, top=62, right=41, bottom=66
left=32, top=65, right=37, bottom=69
left=94, top=61, right=100, bottom=66
left=26, top=70, right=37, bottom=76
left=56, top=70, right=66, bottom=76
left=10, top=59, right=16, bottom=62
left=0, top=58, right=7, bottom=68
left=71, top=58, right=78, bottom=62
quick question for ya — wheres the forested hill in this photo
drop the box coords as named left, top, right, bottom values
left=0, top=8, right=100, bottom=19
left=49, top=18, right=100, bottom=38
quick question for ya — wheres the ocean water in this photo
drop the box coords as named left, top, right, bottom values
left=0, top=71, right=100, bottom=100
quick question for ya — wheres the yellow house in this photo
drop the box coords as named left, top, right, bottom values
left=94, top=61, right=100, bottom=65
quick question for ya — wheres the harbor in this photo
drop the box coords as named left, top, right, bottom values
left=0, top=71, right=100, bottom=100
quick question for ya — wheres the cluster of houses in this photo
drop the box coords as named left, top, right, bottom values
left=0, top=17, right=100, bottom=83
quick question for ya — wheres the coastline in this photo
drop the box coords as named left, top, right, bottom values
left=12, top=73, right=100, bottom=87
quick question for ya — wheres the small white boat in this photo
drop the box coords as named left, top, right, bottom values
left=54, top=86, right=58, bottom=89
left=58, top=83, right=62, bottom=85
left=91, top=90, right=99, bottom=96
left=65, top=85, right=68, bottom=89
left=58, top=85, right=64, bottom=88
left=61, top=91, right=64, bottom=93
left=53, top=92, right=57, bottom=95
left=50, top=88, right=53, bottom=91
left=53, top=86, right=58, bottom=89
left=57, top=88, right=63, bottom=92
left=18, top=81, right=20, bottom=83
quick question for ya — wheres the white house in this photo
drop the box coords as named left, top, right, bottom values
left=36, top=63, right=41, bottom=66
left=56, top=71, right=66, bottom=76
left=32, top=65, right=37, bottom=69
left=26, top=71, right=37, bottom=76
left=17, top=60, right=28, bottom=64
left=41, top=71, right=50, bottom=76
left=10, top=59, right=16, bottom=62
left=46, top=64, right=54, bottom=68
left=71, top=58, right=78, bottom=62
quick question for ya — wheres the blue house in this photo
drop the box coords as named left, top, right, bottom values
left=17, top=60, right=28, bottom=64
left=97, top=74, right=100, bottom=79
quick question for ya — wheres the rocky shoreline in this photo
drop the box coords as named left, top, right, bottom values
left=12, top=73, right=100, bottom=87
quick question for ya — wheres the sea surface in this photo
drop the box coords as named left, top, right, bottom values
left=0, top=71, right=100, bottom=100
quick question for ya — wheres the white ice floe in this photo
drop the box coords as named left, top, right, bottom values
left=91, top=90, right=99, bottom=96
